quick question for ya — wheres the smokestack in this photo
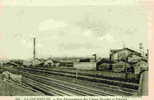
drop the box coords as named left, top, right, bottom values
left=33, top=37, right=36, bottom=60
left=92, top=54, right=97, bottom=62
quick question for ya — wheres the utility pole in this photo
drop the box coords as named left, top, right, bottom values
left=33, top=37, right=36, bottom=60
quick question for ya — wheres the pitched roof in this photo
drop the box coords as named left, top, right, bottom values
left=111, top=48, right=141, bottom=56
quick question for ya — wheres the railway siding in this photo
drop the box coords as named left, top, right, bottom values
left=20, top=67, right=138, bottom=96
left=1, top=66, right=139, bottom=96
left=21, top=67, right=139, bottom=89
left=23, top=72, right=117, bottom=96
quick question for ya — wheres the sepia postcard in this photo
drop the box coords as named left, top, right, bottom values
left=0, top=0, right=153, bottom=100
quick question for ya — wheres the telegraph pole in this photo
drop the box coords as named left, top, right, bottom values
left=33, top=37, right=36, bottom=60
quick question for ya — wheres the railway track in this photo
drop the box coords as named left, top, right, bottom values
left=23, top=77, right=76, bottom=96
left=42, top=73, right=137, bottom=95
left=3, top=79, right=45, bottom=96
left=22, top=70, right=137, bottom=96
left=21, top=67, right=139, bottom=89
left=23, top=72, right=116, bottom=96
left=2, top=67, right=138, bottom=96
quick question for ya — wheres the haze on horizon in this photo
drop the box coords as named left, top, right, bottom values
left=0, top=3, right=148, bottom=59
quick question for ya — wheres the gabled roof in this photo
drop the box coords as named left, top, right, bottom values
left=110, top=48, right=141, bottom=56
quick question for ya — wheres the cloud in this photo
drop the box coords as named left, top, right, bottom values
left=38, top=19, right=68, bottom=31
left=35, top=18, right=116, bottom=57
left=76, top=15, right=110, bottom=38
left=0, top=5, right=148, bottom=59
left=99, top=34, right=115, bottom=42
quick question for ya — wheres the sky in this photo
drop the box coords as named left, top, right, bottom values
left=0, top=0, right=149, bottom=59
